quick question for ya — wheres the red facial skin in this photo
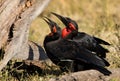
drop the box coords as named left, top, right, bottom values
left=62, top=28, right=72, bottom=38
left=53, top=26, right=57, bottom=33
left=62, top=23, right=76, bottom=38
left=48, top=26, right=57, bottom=36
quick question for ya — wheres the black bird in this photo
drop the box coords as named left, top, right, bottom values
left=43, top=17, right=111, bottom=75
left=51, top=12, right=110, bottom=66
left=43, top=17, right=76, bottom=72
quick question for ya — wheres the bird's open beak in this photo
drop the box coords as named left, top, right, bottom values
left=43, top=17, right=54, bottom=31
left=51, top=12, right=69, bottom=28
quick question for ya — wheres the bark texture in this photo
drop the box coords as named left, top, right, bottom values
left=0, top=0, right=50, bottom=71
left=49, top=68, right=120, bottom=81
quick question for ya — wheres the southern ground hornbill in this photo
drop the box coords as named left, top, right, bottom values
left=43, top=17, right=76, bottom=72
left=43, top=16, right=111, bottom=75
left=51, top=12, right=110, bottom=66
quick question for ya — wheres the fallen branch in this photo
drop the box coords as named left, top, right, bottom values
left=49, top=68, right=120, bottom=81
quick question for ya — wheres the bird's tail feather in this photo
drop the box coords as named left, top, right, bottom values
left=102, top=58, right=110, bottom=66
left=94, top=37, right=110, bottom=45
left=93, top=65, right=112, bottom=75
left=96, top=45, right=109, bottom=58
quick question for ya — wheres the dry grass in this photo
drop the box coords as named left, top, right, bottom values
left=1, top=0, right=120, bottom=80
left=30, top=0, right=120, bottom=67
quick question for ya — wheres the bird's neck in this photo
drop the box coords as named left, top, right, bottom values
left=44, top=33, right=60, bottom=43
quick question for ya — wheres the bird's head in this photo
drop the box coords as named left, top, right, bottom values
left=43, top=17, right=61, bottom=36
left=51, top=12, right=78, bottom=38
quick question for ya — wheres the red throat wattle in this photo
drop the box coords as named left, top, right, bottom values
left=62, top=28, right=72, bottom=38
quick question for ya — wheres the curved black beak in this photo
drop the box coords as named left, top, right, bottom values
left=51, top=12, right=69, bottom=27
left=43, top=16, right=55, bottom=31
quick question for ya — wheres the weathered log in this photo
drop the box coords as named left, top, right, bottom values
left=14, top=41, right=48, bottom=61
left=0, top=0, right=50, bottom=71
left=49, top=68, right=120, bottom=81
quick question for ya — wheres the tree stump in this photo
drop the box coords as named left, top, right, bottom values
left=0, top=0, right=50, bottom=71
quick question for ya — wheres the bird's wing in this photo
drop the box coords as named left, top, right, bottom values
left=71, top=32, right=109, bottom=53
left=46, top=39, right=105, bottom=67
left=93, top=36, right=110, bottom=45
